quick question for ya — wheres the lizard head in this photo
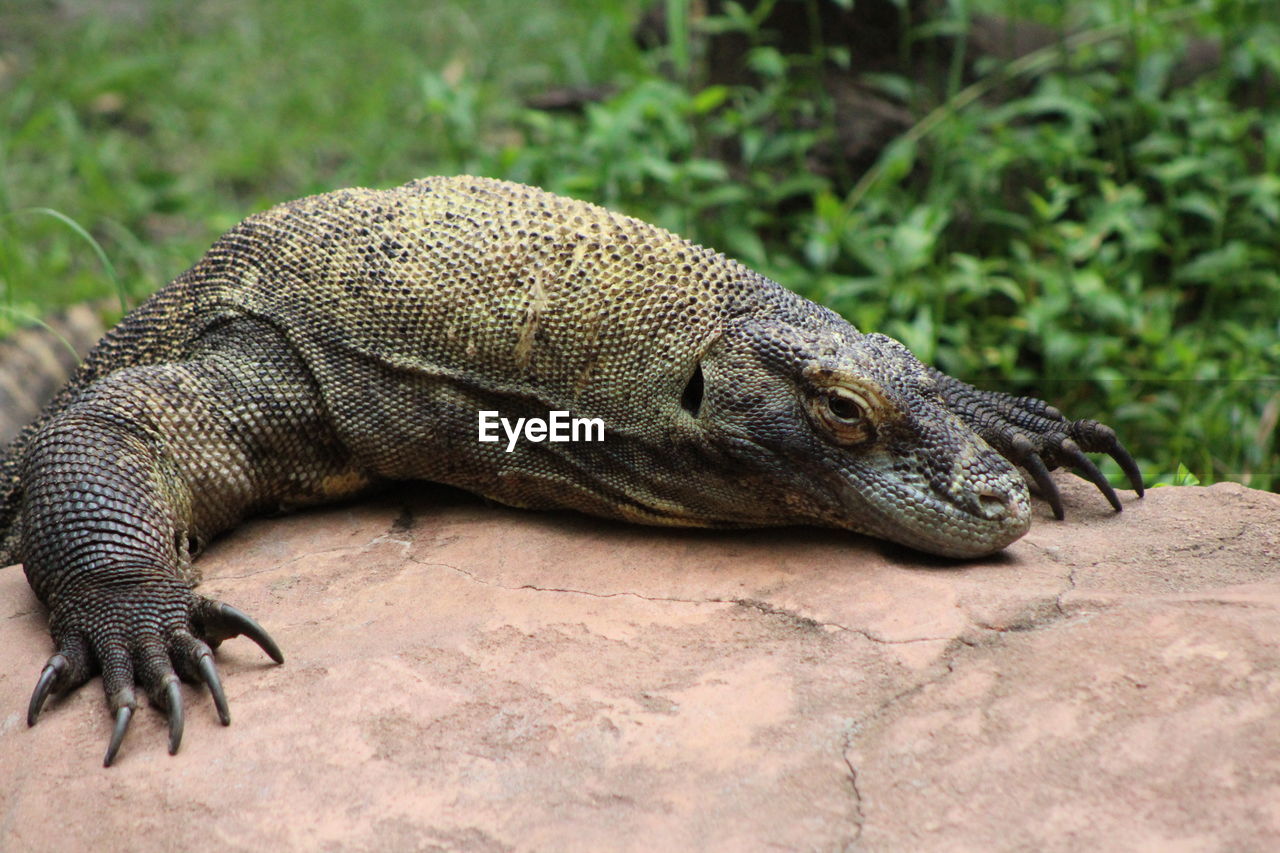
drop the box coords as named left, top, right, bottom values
left=686, top=313, right=1032, bottom=557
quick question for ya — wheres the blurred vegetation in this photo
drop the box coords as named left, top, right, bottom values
left=1, top=0, right=1277, bottom=490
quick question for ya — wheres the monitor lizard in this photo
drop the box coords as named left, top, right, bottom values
left=0, top=176, right=1142, bottom=765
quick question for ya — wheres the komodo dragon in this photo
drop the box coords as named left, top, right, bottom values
left=0, top=176, right=1142, bottom=765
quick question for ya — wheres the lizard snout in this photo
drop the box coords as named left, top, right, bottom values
left=975, top=486, right=1017, bottom=520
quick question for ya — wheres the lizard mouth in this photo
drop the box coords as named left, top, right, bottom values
left=831, top=466, right=1033, bottom=558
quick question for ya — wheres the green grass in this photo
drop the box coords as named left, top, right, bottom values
left=1, top=0, right=1277, bottom=491
left=0, top=0, right=645, bottom=313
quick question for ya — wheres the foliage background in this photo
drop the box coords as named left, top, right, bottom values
left=1, top=0, right=1277, bottom=490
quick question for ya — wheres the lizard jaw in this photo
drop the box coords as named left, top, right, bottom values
left=829, top=452, right=1033, bottom=558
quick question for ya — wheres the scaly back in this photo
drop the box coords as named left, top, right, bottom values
left=208, top=177, right=800, bottom=418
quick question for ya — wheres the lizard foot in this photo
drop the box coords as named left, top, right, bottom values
left=933, top=370, right=1144, bottom=518
left=1001, top=409, right=1144, bottom=520
left=26, top=585, right=283, bottom=766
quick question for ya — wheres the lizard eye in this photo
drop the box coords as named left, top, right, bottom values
left=825, top=392, right=864, bottom=424
left=807, top=385, right=878, bottom=446
left=801, top=366, right=883, bottom=446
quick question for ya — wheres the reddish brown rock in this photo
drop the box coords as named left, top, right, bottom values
left=2, top=475, right=1278, bottom=850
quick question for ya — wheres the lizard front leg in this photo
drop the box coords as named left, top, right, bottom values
left=19, top=321, right=366, bottom=765
left=927, top=367, right=1145, bottom=517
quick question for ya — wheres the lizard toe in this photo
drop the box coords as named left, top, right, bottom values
left=98, top=640, right=141, bottom=767
left=167, top=628, right=232, bottom=725
left=134, top=636, right=188, bottom=756
left=104, top=706, right=133, bottom=767
left=161, top=677, right=184, bottom=756
left=192, top=598, right=284, bottom=664
left=27, top=632, right=94, bottom=725
left=1009, top=434, right=1065, bottom=520
left=196, top=651, right=231, bottom=725
left=1068, top=419, right=1146, bottom=497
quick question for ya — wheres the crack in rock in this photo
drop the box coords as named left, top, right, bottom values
left=965, top=564, right=1098, bottom=635
left=236, top=534, right=1103, bottom=653
left=866, top=640, right=971, bottom=723
left=842, top=730, right=866, bottom=844
left=243, top=524, right=1098, bottom=648
left=1055, top=566, right=1079, bottom=616
left=409, top=557, right=959, bottom=646
left=213, top=533, right=411, bottom=581
left=839, top=638, right=977, bottom=847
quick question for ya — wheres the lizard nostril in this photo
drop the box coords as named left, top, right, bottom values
left=977, top=490, right=1009, bottom=520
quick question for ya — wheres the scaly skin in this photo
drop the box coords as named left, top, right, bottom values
left=0, top=176, right=1142, bottom=764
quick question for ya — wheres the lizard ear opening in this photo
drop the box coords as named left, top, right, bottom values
left=680, top=362, right=705, bottom=417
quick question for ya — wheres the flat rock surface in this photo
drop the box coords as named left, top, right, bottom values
left=2, top=475, right=1278, bottom=851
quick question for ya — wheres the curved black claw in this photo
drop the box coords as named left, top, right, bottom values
left=104, top=706, right=132, bottom=767
left=1068, top=420, right=1145, bottom=498
left=1012, top=435, right=1065, bottom=520
left=164, top=679, right=184, bottom=756
left=1060, top=439, right=1122, bottom=512
left=197, top=654, right=231, bottom=726
left=205, top=602, right=284, bottom=664
left=1113, top=442, right=1145, bottom=498
left=27, top=654, right=67, bottom=726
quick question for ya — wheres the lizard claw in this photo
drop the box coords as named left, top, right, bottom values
left=196, top=653, right=231, bottom=725
left=27, top=653, right=67, bottom=726
left=1067, top=419, right=1145, bottom=498
left=1059, top=438, right=1122, bottom=512
left=196, top=600, right=284, bottom=664
left=164, top=678, right=184, bottom=755
left=104, top=706, right=133, bottom=767
left=1013, top=426, right=1137, bottom=518
left=1011, top=435, right=1065, bottom=520
left=104, top=706, right=133, bottom=766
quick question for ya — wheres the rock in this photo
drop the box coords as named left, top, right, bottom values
left=2, top=474, right=1277, bottom=850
